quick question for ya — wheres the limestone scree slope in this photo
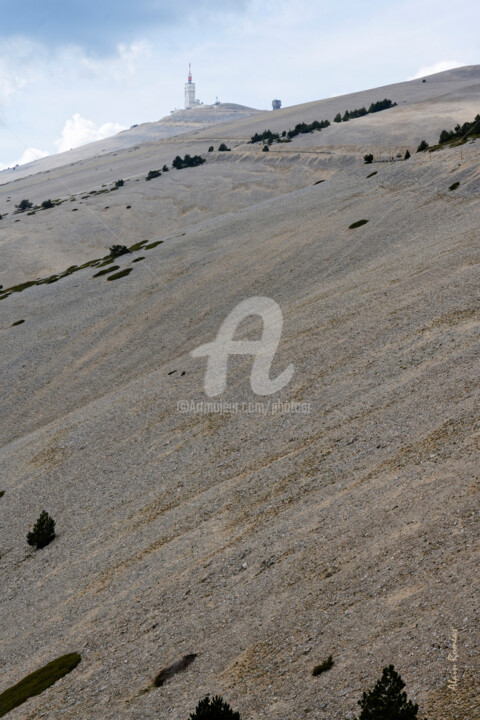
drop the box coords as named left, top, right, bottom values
left=0, top=66, right=479, bottom=720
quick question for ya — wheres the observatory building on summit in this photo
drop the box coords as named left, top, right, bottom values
left=184, top=64, right=196, bottom=109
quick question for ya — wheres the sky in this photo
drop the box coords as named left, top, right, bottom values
left=0, top=0, right=478, bottom=168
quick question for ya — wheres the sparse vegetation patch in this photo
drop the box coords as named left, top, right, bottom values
left=14, top=199, right=33, bottom=213
left=172, top=154, right=206, bottom=169
left=93, top=265, right=120, bottom=277
left=107, top=268, right=133, bottom=281
left=0, top=653, right=81, bottom=718
left=109, top=245, right=130, bottom=258
left=438, top=114, right=480, bottom=145
left=312, top=655, right=334, bottom=676
left=189, top=695, right=241, bottom=720
left=356, top=665, right=425, bottom=720
left=27, top=510, right=56, bottom=550
left=349, top=219, right=369, bottom=229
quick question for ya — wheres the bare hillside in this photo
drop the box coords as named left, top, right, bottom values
left=0, top=68, right=479, bottom=720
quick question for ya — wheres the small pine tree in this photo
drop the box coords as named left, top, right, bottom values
left=189, top=695, right=240, bottom=720
left=16, top=199, right=33, bottom=212
left=42, top=199, right=54, bottom=209
left=208, top=146, right=214, bottom=152
left=364, top=154, right=374, bottom=164
left=218, top=143, right=230, bottom=152
left=115, top=179, right=124, bottom=188
left=262, top=145, right=269, bottom=152
left=109, top=244, right=130, bottom=257
left=27, top=511, right=56, bottom=549
left=416, top=140, right=429, bottom=152
left=404, top=149, right=411, bottom=159
left=162, top=165, right=169, bottom=172
left=343, top=110, right=350, bottom=121
left=357, top=665, right=425, bottom=720
left=334, top=112, right=342, bottom=123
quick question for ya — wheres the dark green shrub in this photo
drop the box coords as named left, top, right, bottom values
left=115, top=179, right=124, bottom=188
left=349, top=219, right=369, bottom=229
left=146, top=169, right=161, bottom=180
left=438, top=115, right=480, bottom=145
left=172, top=154, right=206, bottom=169
left=262, top=145, right=269, bottom=152
left=334, top=112, right=342, bottom=123
left=107, top=268, right=132, bottom=281
left=41, top=199, right=54, bottom=209
left=249, top=129, right=279, bottom=144
left=109, top=244, right=130, bottom=257
left=93, top=265, right=120, bottom=277
left=0, top=653, right=81, bottom=717
left=364, top=154, right=374, bottom=164
left=449, top=181, right=460, bottom=191
left=312, top=655, right=334, bottom=676
left=416, top=140, right=429, bottom=152
left=218, top=143, right=231, bottom=151
left=368, top=98, right=397, bottom=113
left=189, top=695, right=240, bottom=720
left=404, top=149, right=411, bottom=159
left=343, top=111, right=350, bottom=121
left=286, top=119, right=330, bottom=138
left=208, top=146, right=214, bottom=152
left=15, top=199, right=33, bottom=212
left=357, top=665, right=425, bottom=720
left=27, top=511, right=56, bottom=549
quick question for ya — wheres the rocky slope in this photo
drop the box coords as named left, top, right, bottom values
left=0, top=67, right=479, bottom=720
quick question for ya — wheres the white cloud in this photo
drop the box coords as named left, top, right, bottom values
left=55, top=113, right=126, bottom=152
left=409, top=61, right=463, bottom=80
left=79, top=40, right=152, bottom=81
left=0, top=146, right=49, bottom=171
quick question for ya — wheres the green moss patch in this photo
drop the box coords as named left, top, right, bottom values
left=107, top=268, right=132, bottom=281
left=132, top=257, right=145, bottom=262
left=349, top=219, right=369, bottom=229
left=11, top=319, right=25, bottom=326
left=93, top=265, right=120, bottom=277
left=6, top=281, right=37, bottom=294
left=128, top=240, right=148, bottom=252
left=144, top=240, right=163, bottom=249
left=0, top=653, right=81, bottom=717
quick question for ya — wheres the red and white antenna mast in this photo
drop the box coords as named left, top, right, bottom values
left=188, top=63, right=192, bottom=83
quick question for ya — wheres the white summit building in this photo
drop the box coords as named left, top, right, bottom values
left=184, top=63, right=196, bottom=109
